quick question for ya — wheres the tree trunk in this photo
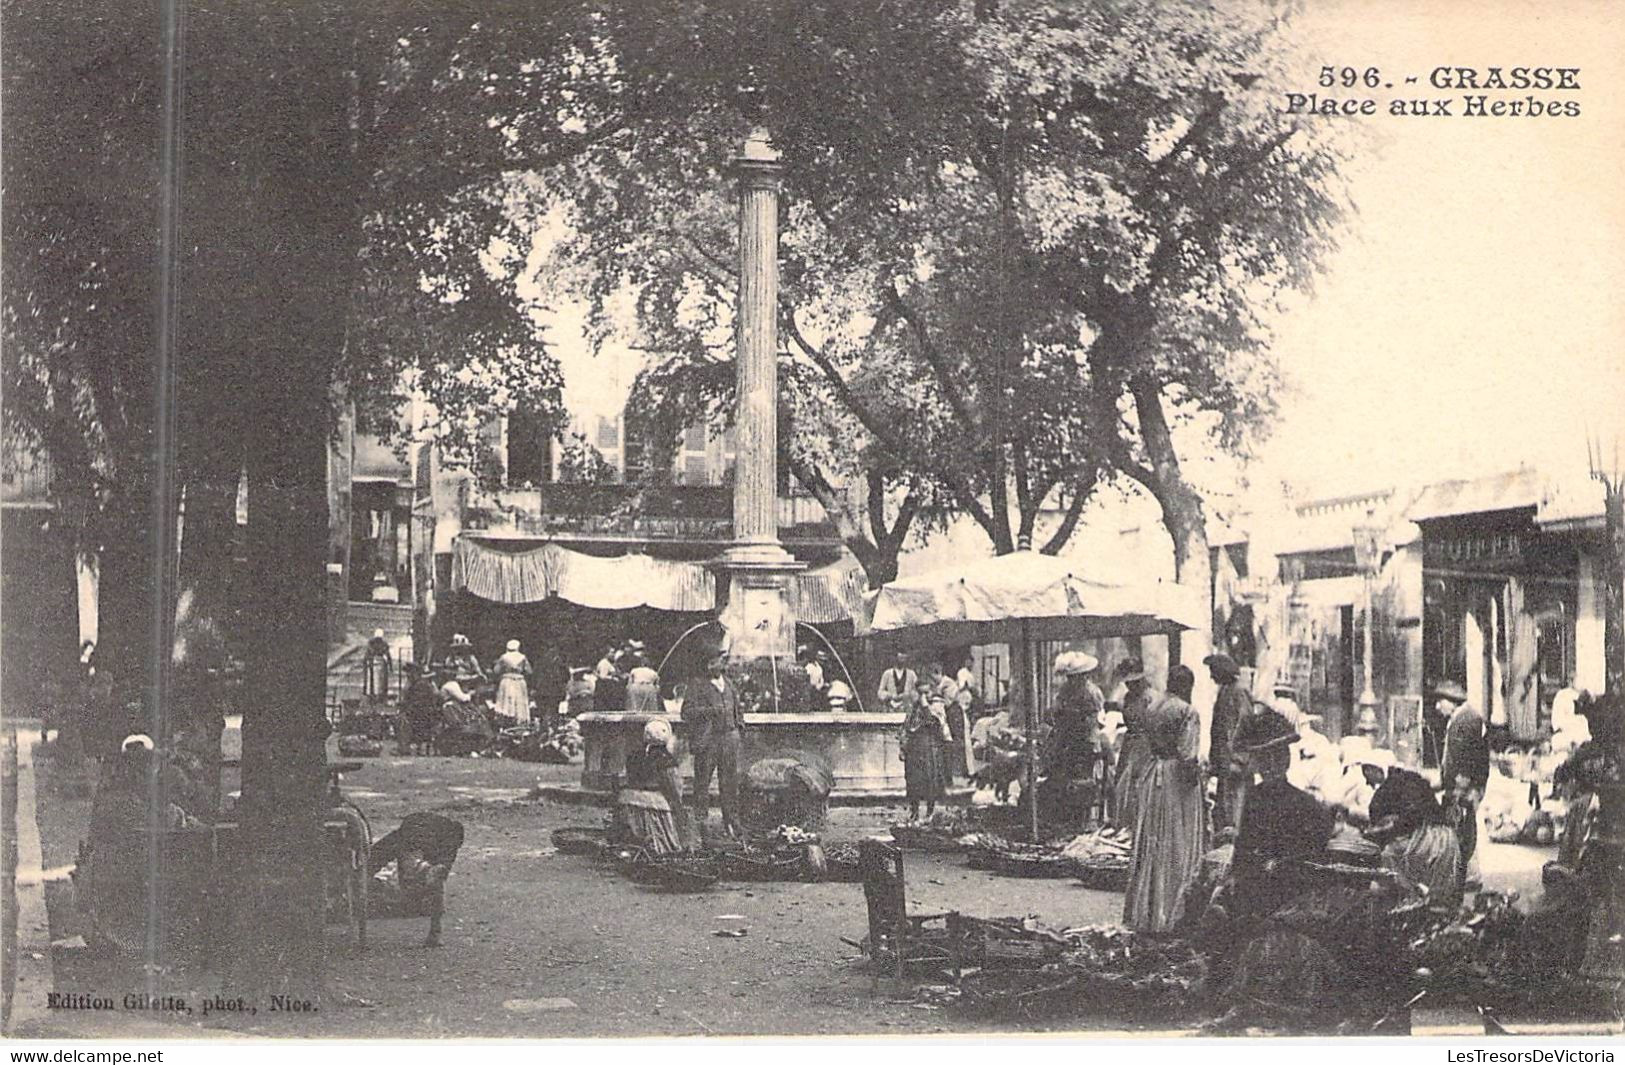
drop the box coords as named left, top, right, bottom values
left=196, top=2, right=357, bottom=1001
left=1129, top=376, right=1217, bottom=752
left=1604, top=483, right=1624, bottom=701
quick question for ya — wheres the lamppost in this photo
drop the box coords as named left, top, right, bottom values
left=1352, top=513, right=1385, bottom=739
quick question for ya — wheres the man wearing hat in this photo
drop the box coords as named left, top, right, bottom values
left=1436, top=680, right=1487, bottom=886
left=1204, top=652, right=1253, bottom=832
left=877, top=652, right=919, bottom=714
left=682, top=645, right=747, bottom=842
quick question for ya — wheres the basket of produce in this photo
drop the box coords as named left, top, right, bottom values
left=336, top=735, right=384, bottom=757
left=718, top=847, right=806, bottom=882
left=960, top=833, right=1015, bottom=870
left=956, top=969, right=1081, bottom=1018
left=619, top=849, right=720, bottom=892
left=889, top=824, right=967, bottom=852
left=1072, top=858, right=1130, bottom=891
left=817, top=841, right=864, bottom=883
left=551, top=826, right=609, bottom=857
left=985, top=844, right=1078, bottom=879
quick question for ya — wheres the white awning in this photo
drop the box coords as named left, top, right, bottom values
left=452, top=538, right=715, bottom=612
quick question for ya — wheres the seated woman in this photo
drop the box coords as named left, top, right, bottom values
left=612, top=719, right=690, bottom=856
left=1227, top=708, right=1334, bottom=911
left=1198, top=710, right=1345, bottom=1029
left=436, top=676, right=495, bottom=756
left=1365, top=767, right=1461, bottom=908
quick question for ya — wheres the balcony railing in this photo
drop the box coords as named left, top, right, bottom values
left=464, top=483, right=837, bottom=543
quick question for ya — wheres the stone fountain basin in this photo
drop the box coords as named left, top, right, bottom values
left=576, top=711, right=908, bottom=795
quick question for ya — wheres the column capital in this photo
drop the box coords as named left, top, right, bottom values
left=730, top=127, right=785, bottom=188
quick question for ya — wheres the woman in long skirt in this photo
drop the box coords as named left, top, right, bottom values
left=1124, top=665, right=1205, bottom=932
left=901, top=695, right=951, bottom=820
left=1109, top=658, right=1154, bottom=828
left=493, top=639, right=533, bottom=725
left=613, top=719, right=689, bottom=855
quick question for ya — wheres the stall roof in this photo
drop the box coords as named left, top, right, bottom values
left=1406, top=468, right=1544, bottom=522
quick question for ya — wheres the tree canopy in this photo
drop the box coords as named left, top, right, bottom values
left=520, top=0, right=1351, bottom=587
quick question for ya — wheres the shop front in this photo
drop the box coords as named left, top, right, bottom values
left=1418, top=507, right=1577, bottom=746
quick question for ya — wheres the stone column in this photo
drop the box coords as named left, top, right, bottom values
left=728, top=128, right=789, bottom=559
left=716, top=129, right=804, bottom=690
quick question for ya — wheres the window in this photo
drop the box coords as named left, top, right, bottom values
left=507, top=409, right=554, bottom=487
left=596, top=416, right=620, bottom=450
left=683, top=424, right=707, bottom=452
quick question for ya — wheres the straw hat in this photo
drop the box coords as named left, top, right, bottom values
left=1053, top=651, right=1099, bottom=676
left=450, top=633, right=472, bottom=649
left=506, top=639, right=521, bottom=652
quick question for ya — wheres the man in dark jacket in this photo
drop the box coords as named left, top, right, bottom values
left=1436, top=680, right=1488, bottom=887
left=682, top=648, right=746, bottom=842
left=1205, top=653, right=1253, bottom=832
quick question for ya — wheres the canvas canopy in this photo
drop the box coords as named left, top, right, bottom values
left=863, top=550, right=1206, bottom=647
left=451, top=536, right=868, bottom=620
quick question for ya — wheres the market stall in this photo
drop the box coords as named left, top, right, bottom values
left=862, top=551, right=1206, bottom=840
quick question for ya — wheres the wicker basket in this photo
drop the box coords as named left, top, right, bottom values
left=819, top=842, right=864, bottom=883
left=957, top=970, right=1081, bottom=1018
left=888, top=824, right=965, bottom=852
left=987, top=850, right=1077, bottom=879
left=718, top=848, right=806, bottom=882
left=1072, top=859, right=1130, bottom=892
left=621, top=851, right=720, bottom=891
left=551, top=827, right=609, bottom=857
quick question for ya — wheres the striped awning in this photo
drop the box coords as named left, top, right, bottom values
left=791, top=560, right=871, bottom=625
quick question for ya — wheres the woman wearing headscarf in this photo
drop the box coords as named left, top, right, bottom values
left=493, top=639, right=533, bottom=725
left=1123, top=665, right=1206, bottom=931
left=363, top=628, right=392, bottom=705
left=900, top=692, right=951, bottom=821
left=1365, top=767, right=1461, bottom=907
left=613, top=718, right=690, bottom=855
left=624, top=652, right=662, bottom=714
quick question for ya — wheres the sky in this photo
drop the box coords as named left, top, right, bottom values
left=536, top=0, right=1625, bottom=517
left=1253, top=0, right=1625, bottom=499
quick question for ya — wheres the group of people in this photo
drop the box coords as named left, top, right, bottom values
left=395, top=633, right=570, bottom=755
left=610, top=645, right=745, bottom=852
left=1117, top=651, right=1539, bottom=936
